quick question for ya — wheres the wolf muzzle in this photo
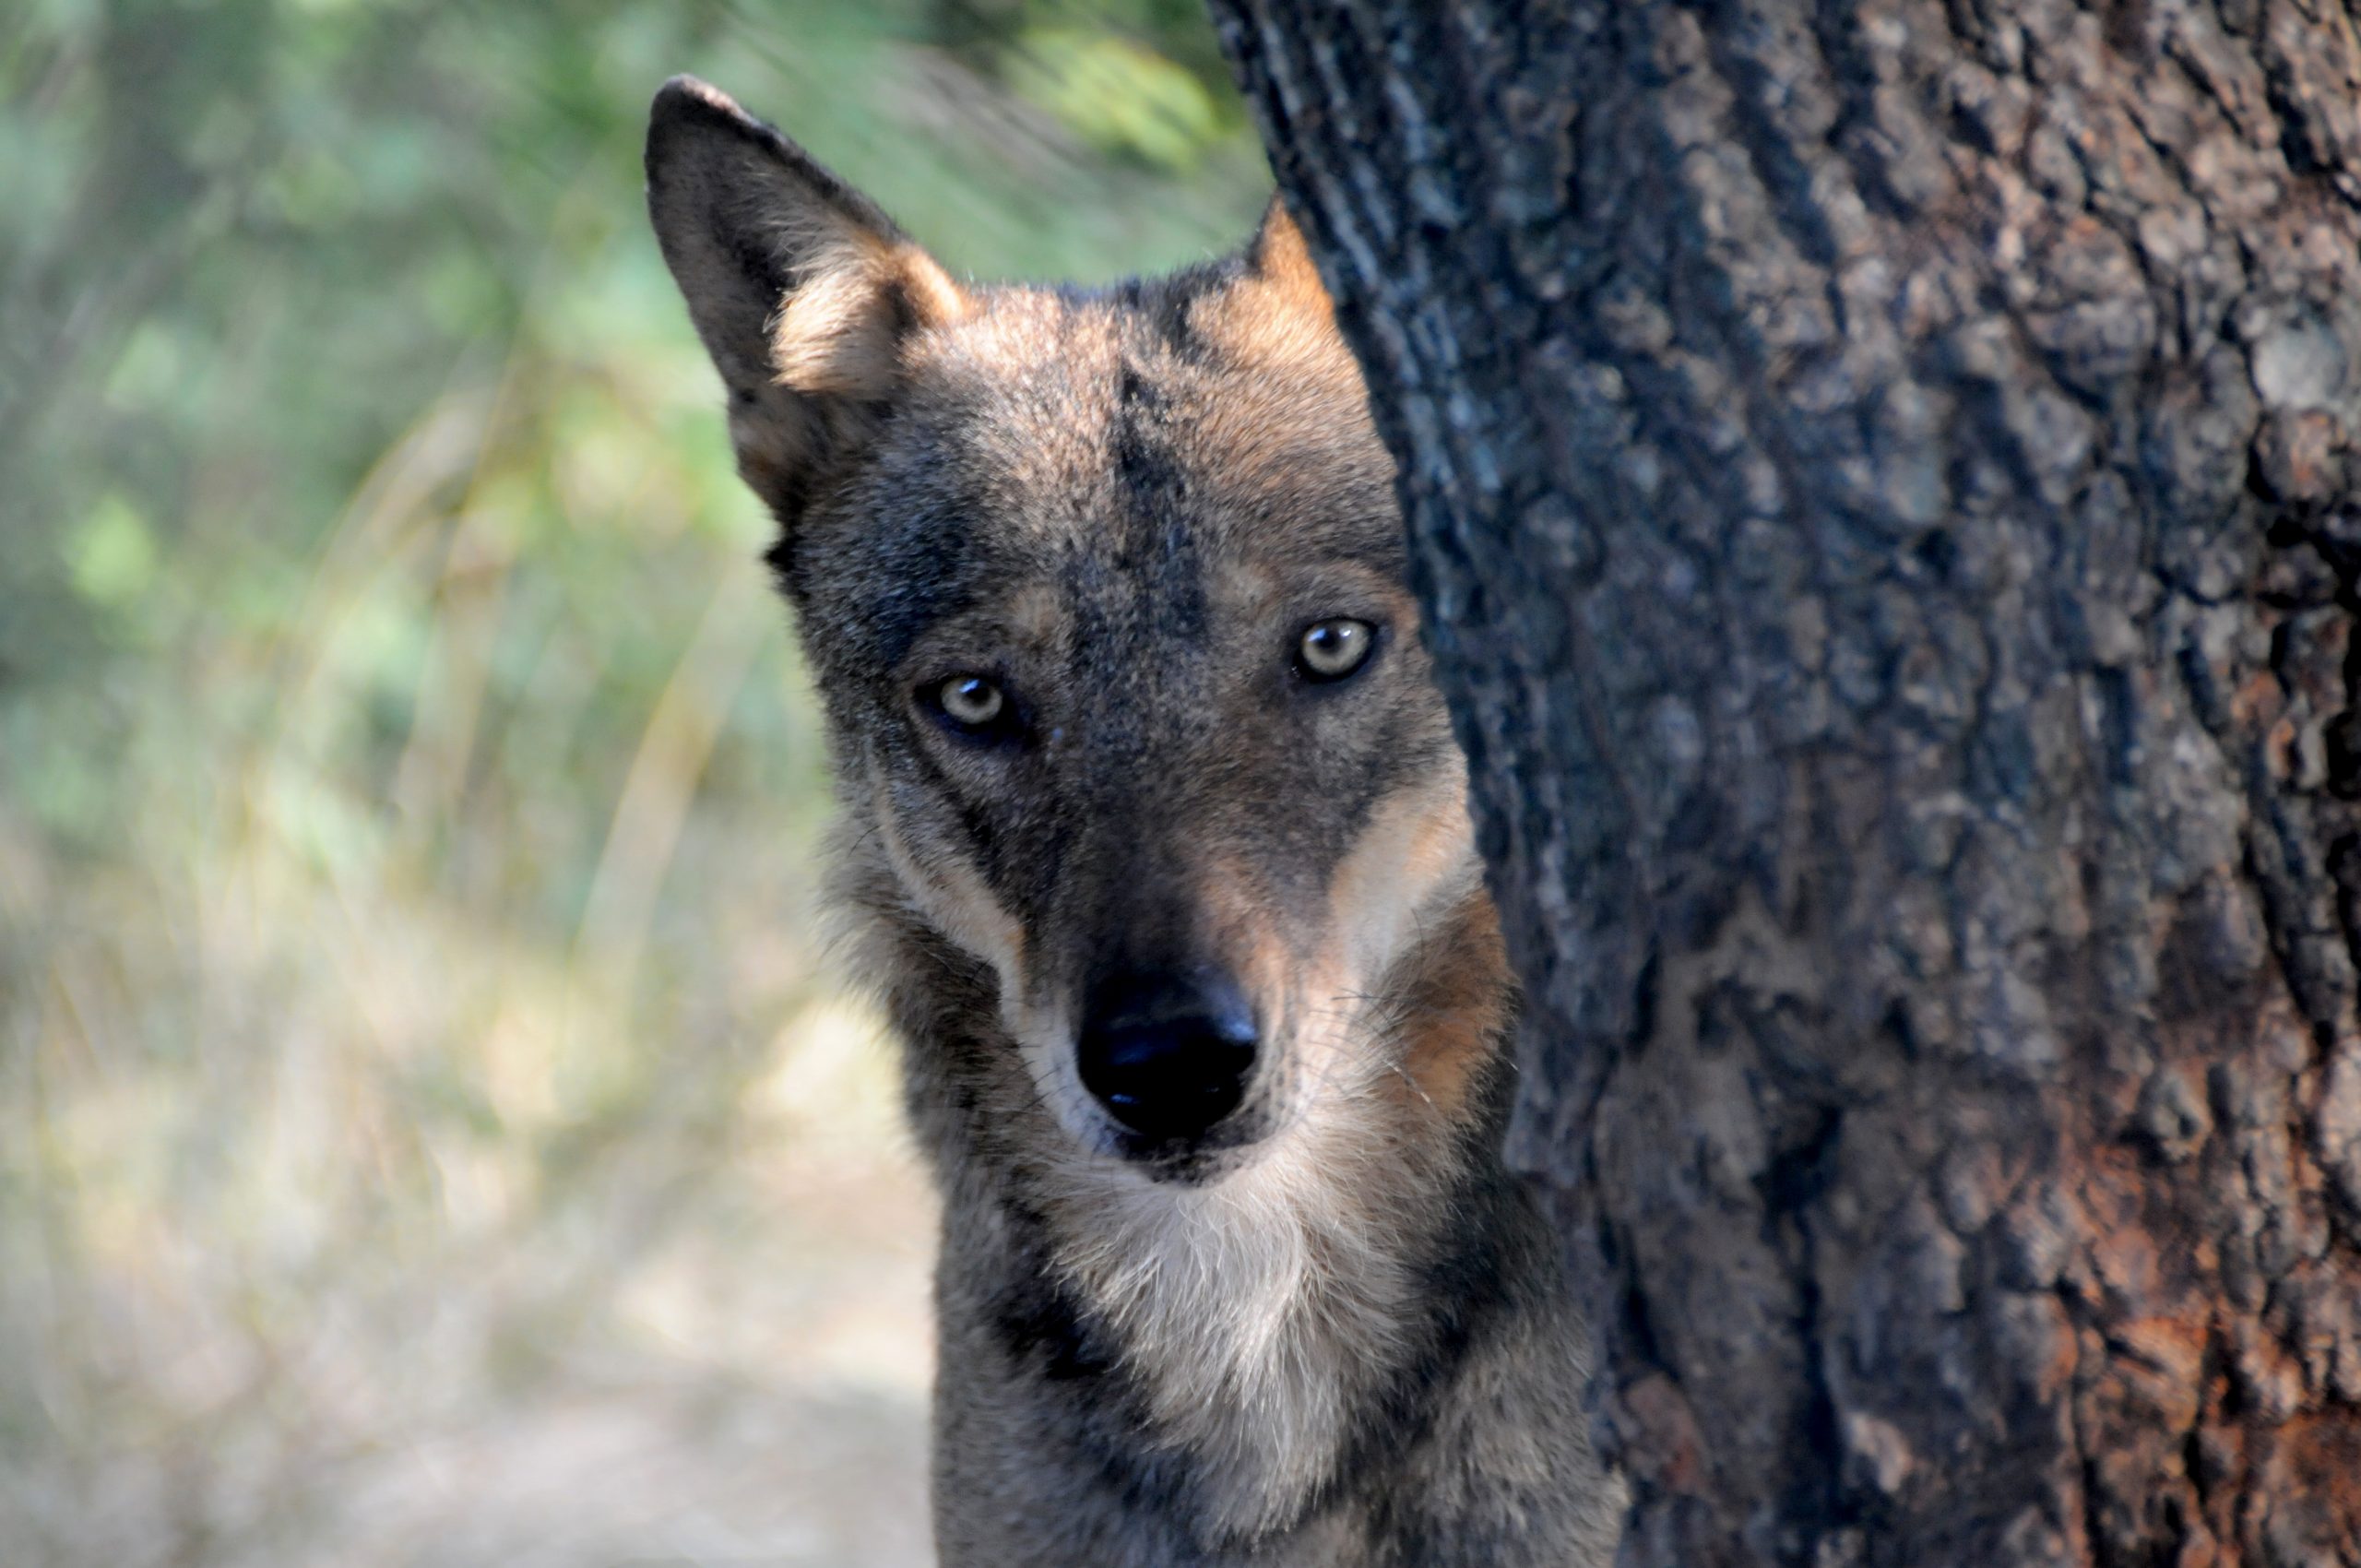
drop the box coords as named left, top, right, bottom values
left=1075, top=968, right=1257, bottom=1145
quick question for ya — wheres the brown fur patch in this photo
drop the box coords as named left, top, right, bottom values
left=1206, top=556, right=1282, bottom=622
left=1393, top=889, right=1513, bottom=1118
left=1318, top=775, right=1504, bottom=1120
left=1003, top=582, right=1068, bottom=649
left=1194, top=270, right=1353, bottom=376
left=1246, top=198, right=1335, bottom=327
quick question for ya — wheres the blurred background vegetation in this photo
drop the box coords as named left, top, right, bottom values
left=0, top=3, right=1264, bottom=1562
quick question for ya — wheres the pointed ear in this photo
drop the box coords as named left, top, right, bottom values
left=646, top=76, right=967, bottom=523
left=1196, top=194, right=1348, bottom=368
left=1245, top=195, right=1335, bottom=321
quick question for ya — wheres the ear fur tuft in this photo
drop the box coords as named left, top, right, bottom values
left=764, top=220, right=962, bottom=398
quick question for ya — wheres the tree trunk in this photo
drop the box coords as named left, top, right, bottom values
left=1207, top=4, right=2361, bottom=1564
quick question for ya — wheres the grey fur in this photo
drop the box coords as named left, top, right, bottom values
left=646, top=75, right=1623, bottom=1567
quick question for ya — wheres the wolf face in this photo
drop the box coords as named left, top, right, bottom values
left=645, top=80, right=1627, bottom=1565
left=647, top=77, right=1499, bottom=1189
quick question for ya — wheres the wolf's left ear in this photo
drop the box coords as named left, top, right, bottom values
left=646, top=76, right=967, bottom=522
left=1245, top=196, right=1335, bottom=322
left=1202, top=195, right=1346, bottom=367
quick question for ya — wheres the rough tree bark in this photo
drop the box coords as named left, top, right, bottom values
left=1207, top=4, right=2361, bottom=1565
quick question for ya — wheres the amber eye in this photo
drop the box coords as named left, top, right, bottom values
left=1296, top=618, right=1376, bottom=683
left=933, top=674, right=1007, bottom=730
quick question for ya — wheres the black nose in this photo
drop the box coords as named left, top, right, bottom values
left=1075, top=969, right=1258, bottom=1143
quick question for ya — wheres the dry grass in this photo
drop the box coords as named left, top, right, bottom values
left=0, top=338, right=938, bottom=1568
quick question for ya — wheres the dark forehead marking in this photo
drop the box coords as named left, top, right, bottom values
left=1110, top=360, right=1177, bottom=496
left=1103, top=264, right=1235, bottom=369
left=1107, top=352, right=1211, bottom=642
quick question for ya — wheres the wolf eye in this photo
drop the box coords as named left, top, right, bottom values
left=1295, top=618, right=1375, bottom=683
left=932, top=673, right=1007, bottom=731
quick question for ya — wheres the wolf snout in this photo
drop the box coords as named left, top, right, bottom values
left=1075, top=969, right=1257, bottom=1144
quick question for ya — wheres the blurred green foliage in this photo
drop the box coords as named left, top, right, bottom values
left=0, top=3, right=1264, bottom=1562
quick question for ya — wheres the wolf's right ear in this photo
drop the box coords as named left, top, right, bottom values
left=646, top=76, right=967, bottom=522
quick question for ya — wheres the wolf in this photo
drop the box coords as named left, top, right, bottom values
left=645, top=75, right=1622, bottom=1567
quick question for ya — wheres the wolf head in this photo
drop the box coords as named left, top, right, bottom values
left=647, top=77, right=1501, bottom=1183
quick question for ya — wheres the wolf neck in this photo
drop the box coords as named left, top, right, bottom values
left=878, top=889, right=1522, bottom=1547
left=1031, top=1072, right=1500, bottom=1541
